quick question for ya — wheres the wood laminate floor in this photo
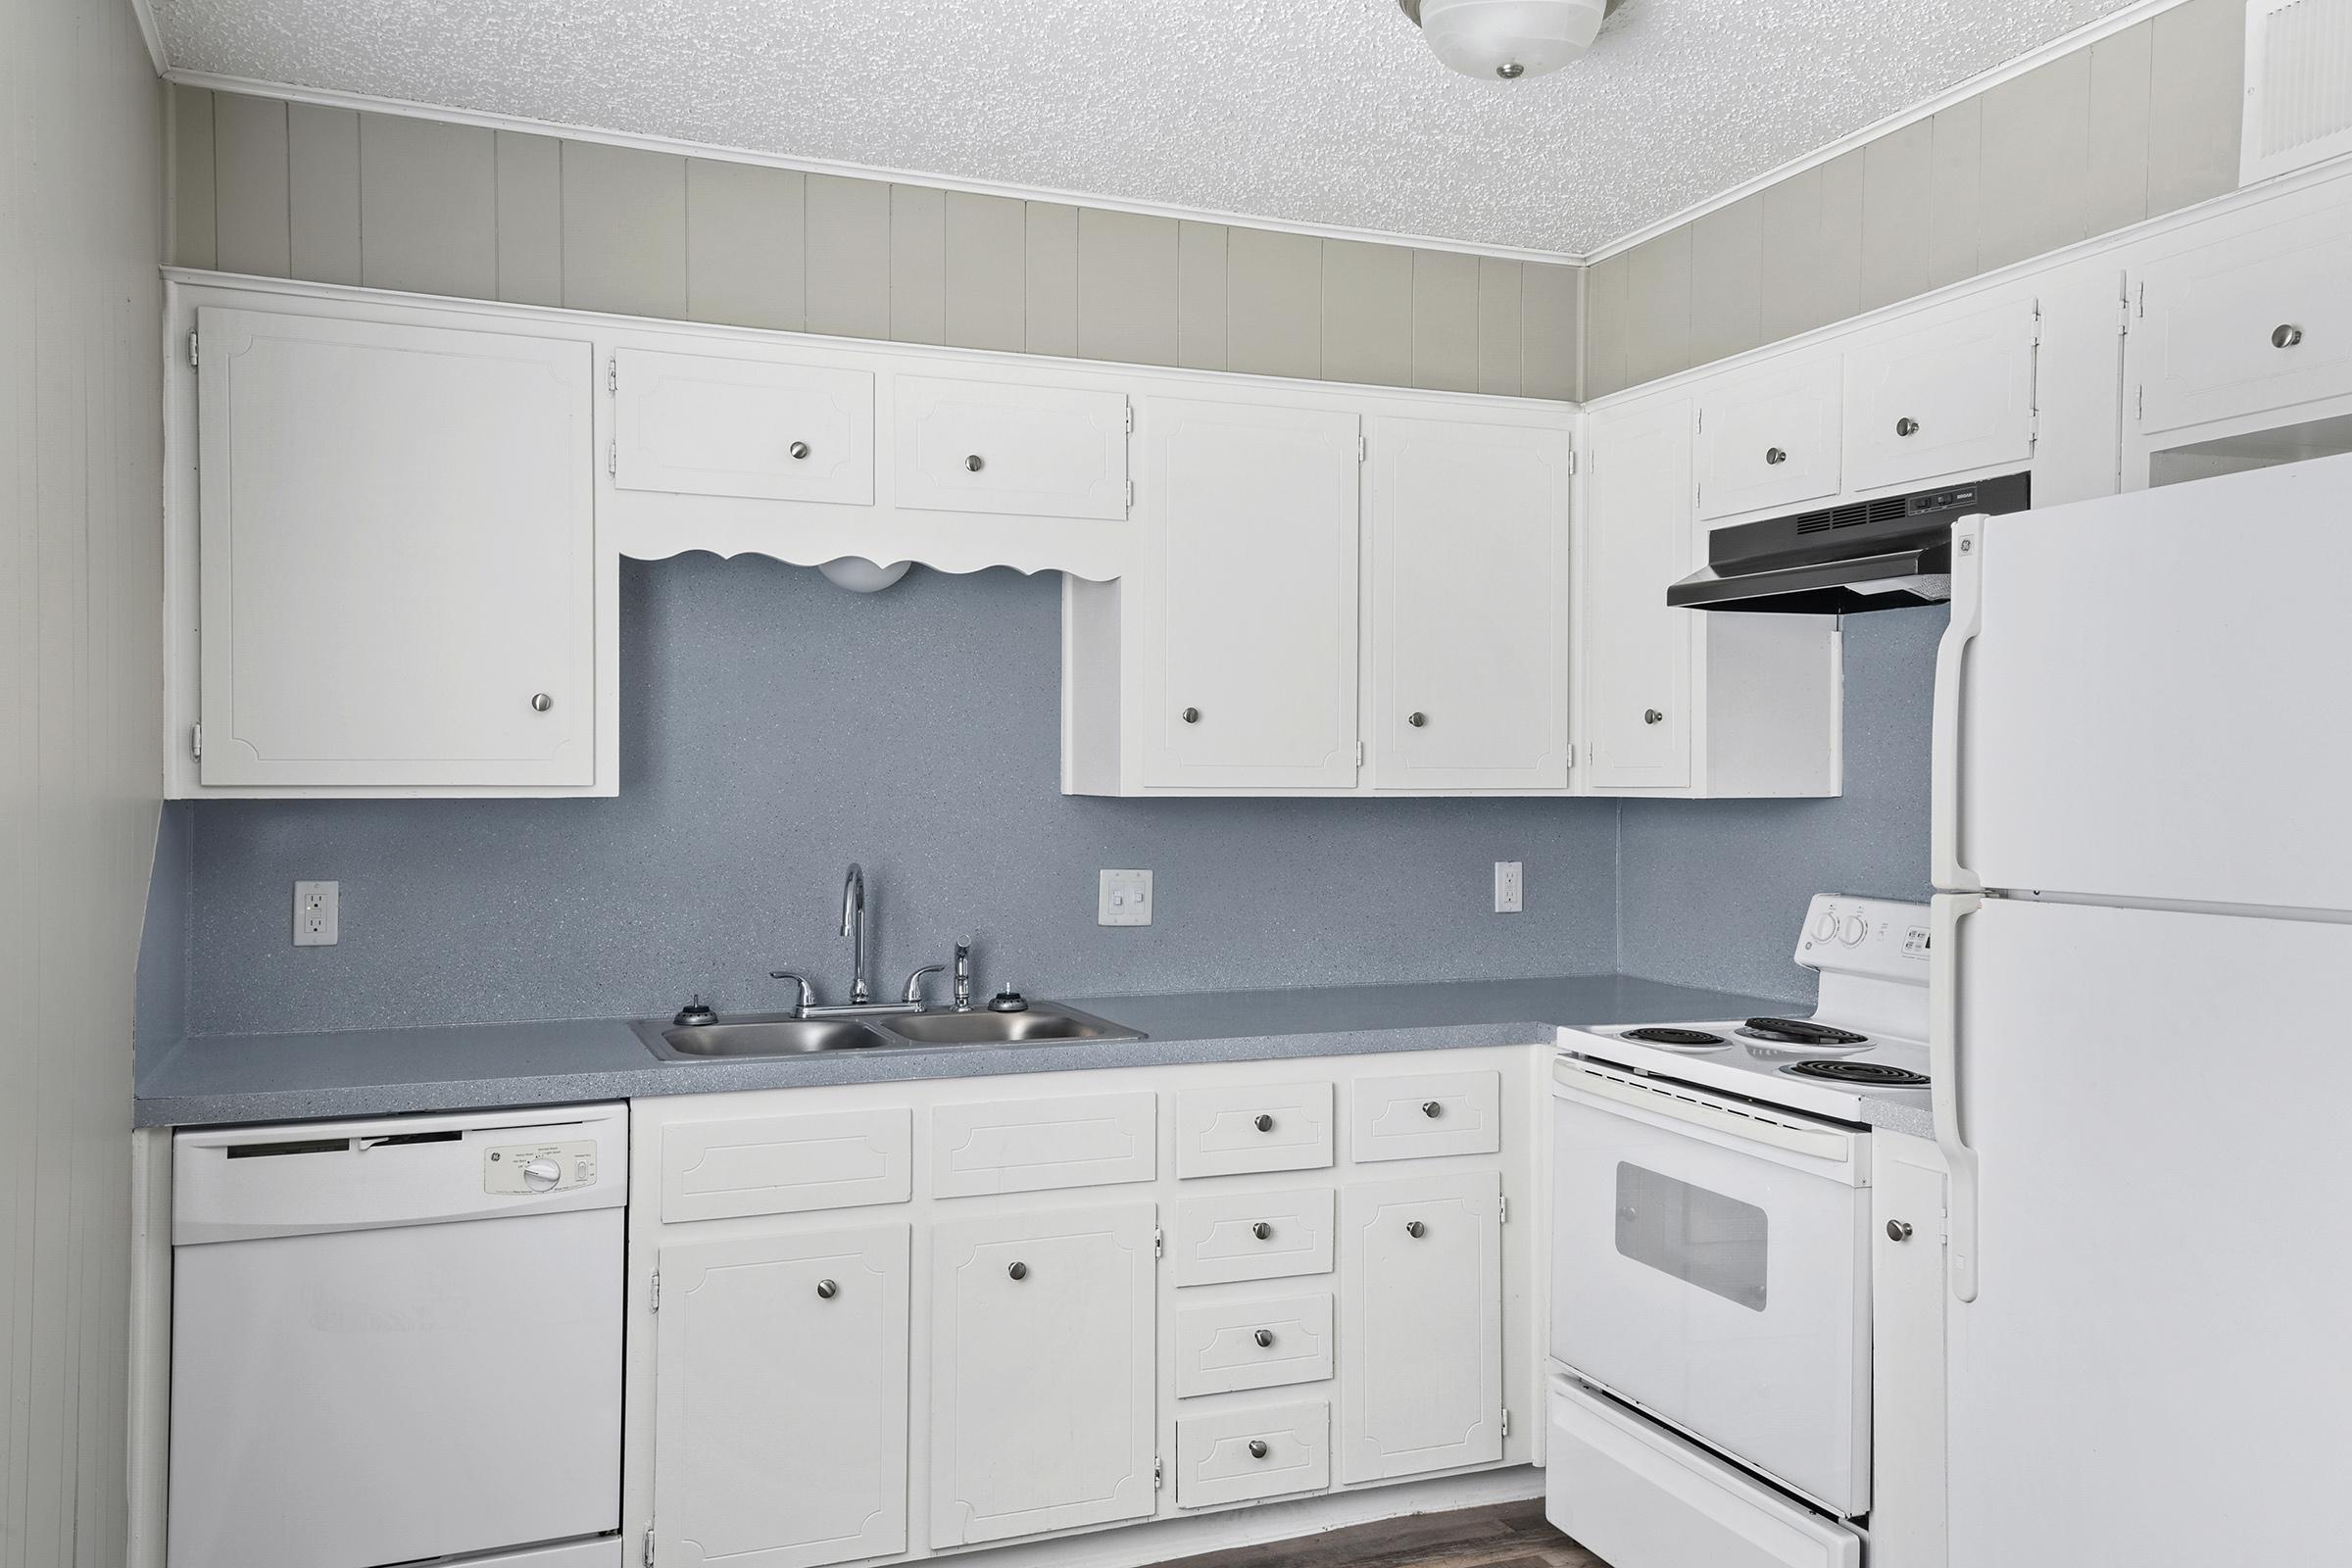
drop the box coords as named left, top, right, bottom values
left=1156, top=1499, right=1605, bottom=1568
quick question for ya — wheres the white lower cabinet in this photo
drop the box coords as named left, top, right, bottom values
left=653, top=1226, right=910, bottom=1568
left=1338, top=1170, right=1505, bottom=1483
left=1870, top=1135, right=1950, bottom=1568
left=927, top=1202, right=1159, bottom=1546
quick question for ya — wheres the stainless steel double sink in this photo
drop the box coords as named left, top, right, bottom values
left=634, top=1001, right=1145, bottom=1062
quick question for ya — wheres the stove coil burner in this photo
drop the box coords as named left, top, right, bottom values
left=1738, top=1016, right=1870, bottom=1048
left=1784, top=1059, right=1930, bottom=1087
left=1619, top=1027, right=1727, bottom=1049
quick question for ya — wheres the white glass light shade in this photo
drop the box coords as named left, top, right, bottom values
left=816, top=557, right=912, bottom=593
left=1417, top=0, right=1606, bottom=80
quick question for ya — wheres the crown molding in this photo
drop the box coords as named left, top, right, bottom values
left=129, top=0, right=167, bottom=74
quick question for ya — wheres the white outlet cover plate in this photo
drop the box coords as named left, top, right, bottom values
left=1494, top=861, right=1523, bottom=914
left=1100, top=868, right=1153, bottom=926
left=295, top=880, right=339, bottom=946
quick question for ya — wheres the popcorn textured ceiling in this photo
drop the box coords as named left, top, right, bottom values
left=156, top=0, right=2146, bottom=255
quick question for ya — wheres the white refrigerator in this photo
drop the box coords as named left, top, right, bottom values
left=1931, top=452, right=2352, bottom=1566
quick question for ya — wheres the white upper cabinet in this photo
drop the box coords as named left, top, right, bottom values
left=192, top=307, right=597, bottom=791
left=1583, top=397, right=1694, bottom=791
left=893, top=376, right=1129, bottom=520
left=1842, top=295, right=2039, bottom=493
left=612, top=345, right=874, bottom=505
left=1137, top=398, right=1362, bottom=791
left=1366, top=416, right=1572, bottom=791
left=1695, top=355, right=1842, bottom=520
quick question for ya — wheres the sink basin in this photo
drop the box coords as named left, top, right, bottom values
left=874, top=1003, right=1143, bottom=1047
left=637, top=1014, right=894, bottom=1060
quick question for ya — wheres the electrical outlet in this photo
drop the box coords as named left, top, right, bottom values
left=1494, top=861, right=1523, bottom=914
left=1099, top=868, right=1153, bottom=926
left=294, top=880, right=339, bottom=946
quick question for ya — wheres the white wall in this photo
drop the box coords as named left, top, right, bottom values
left=0, top=0, right=164, bottom=1560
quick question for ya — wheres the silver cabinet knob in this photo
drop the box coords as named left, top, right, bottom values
left=1763, top=446, right=1787, bottom=466
left=1253, top=1113, right=1274, bottom=1132
left=2274, top=323, right=2305, bottom=349
left=1247, top=1440, right=1269, bottom=1459
left=1886, top=1220, right=1914, bottom=1243
left=1643, top=709, right=1664, bottom=725
left=1251, top=1221, right=1273, bottom=1241
left=1180, top=707, right=1200, bottom=724
left=788, top=440, right=810, bottom=460
left=1405, top=1219, right=1427, bottom=1239
left=530, top=693, right=554, bottom=712
left=1007, top=1261, right=1028, bottom=1281
left=1421, top=1101, right=1442, bottom=1117
left=1253, top=1328, right=1274, bottom=1348
left=963, top=453, right=985, bottom=471
left=815, top=1278, right=838, bottom=1299
left=1407, top=711, right=1427, bottom=727
left=1895, top=416, right=1921, bottom=437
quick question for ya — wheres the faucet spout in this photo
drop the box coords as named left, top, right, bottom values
left=841, top=862, right=869, bottom=1004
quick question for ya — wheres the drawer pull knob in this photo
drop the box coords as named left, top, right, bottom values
left=1007, top=1261, right=1028, bottom=1281
left=530, top=692, right=554, bottom=712
left=1642, top=709, right=1664, bottom=725
left=1763, top=446, right=1787, bottom=466
left=1253, top=1113, right=1275, bottom=1132
left=789, top=440, right=810, bottom=460
left=964, top=453, right=986, bottom=471
left=2274, top=323, right=2304, bottom=349
left=815, top=1278, right=838, bottom=1299
left=1407, top=710, right=1427, bottom=727
left=1894, top=416, right=1921, bottom=438
left=1248, top=1439, right=1269, bottom=1459
left=1251, top=1221, right=1273, bottom=1241
left=1254, top=1328, right=1275, bottom=1348
left=1181, top=706, right=1200, bottom=724
left=1421, top=1100, right=1442, bottom=1117
left=1886, top=1220, right=1914, bottom=1243
left=1405, top=1219, right=1427, bottom=1239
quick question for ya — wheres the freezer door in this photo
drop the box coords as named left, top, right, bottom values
left=1936, top=896, right=2352, bottom=1566
left=1934, top=452, right=2352, bottom=908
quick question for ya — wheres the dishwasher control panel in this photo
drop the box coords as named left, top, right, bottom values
left=483, top=1139, right=600, bottom=1196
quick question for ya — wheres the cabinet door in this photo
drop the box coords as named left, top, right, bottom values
left=654, top=1226, right=909, bottom=1568
left=1366, top=416, right=1571, bottom=791
left=2133, top=200, right=2352, bottom=437
left=1583, top=397, right=1693, bottom=790
left=894, top=375, right=1128, bottom=519
left=928, top=1202, right=1157, bottom=1546
left=612, top=346, right=873, bottom=505
left=1695, top=355, right=1842, bottom=519
left=1871, top=1144, right=1948, bottom=1568
left=1338, top=1170, right=1504, bottom=1483
left=194, top=308, right=595, bottom=788
left=1140, top=398, right=1360, bottom=790
left=1842, top=297, right=2038, bottom=493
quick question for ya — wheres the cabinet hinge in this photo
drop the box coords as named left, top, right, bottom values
left=1567, top=448, right=1579, bottom=476
left=2031, top=303, right=2043, bottom=348
left=2119, top=286, right=2132, bottom=336
left=1693, top=408, right=1703, bottom=434
left=1499, top=1194, right=1509, bottom=1225
left=1153, top=1456, right=1164, bottom=1490
left=1125, top=477, right=1135, bottom=512
left=1357, top=434, right=1368, bottom=463
left=643, top=1525, right=656, bottom=1568
left=1124, top=400, right=1135, bottom=434
left=609, top=442, right=618, bottom=478
left=1153, top=1227, right=1164, bottom=1259
left=2134, top=280, right=2144, bottom=319
left=2134, top=384, right=2143, bottom=422
left=1355, top=740, right=1366, bottom=768
left=1564, top=743, right=1576, bottom=771
left=188, top=723, right=203, bottom=760
left=608, top=357, right=618, bottom=394
left=650, top=1271, right=662, bottom=1312
left=1500, top=1407, right=1512, bottom=1438
left=186, top=329, right=199, bottom=368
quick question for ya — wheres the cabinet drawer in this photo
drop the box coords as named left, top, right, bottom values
left=1173, top=1292, right=1334, bottom=1397
left=1350, top=1069, right=1501, bottom=1162
left=1174, top=1400, right=1330, bottom=1509
left=2136, top=204, right=2352, bottom=436
left=612, top=346, right=873, bottom=505
left=894, top=375, right=1129, bottom=520
left=660, top=1108, right=912, bottom=1223
left=1169, top=1187, right=1334, bottom=1286
left=1173, top=1082, right=1335, bottom=1178
left=930, top=1092, right=1155, bottom=1198
left=1696, top=356, right=1841, bottom=519
left=1842, top=297, right=2037, bottom=493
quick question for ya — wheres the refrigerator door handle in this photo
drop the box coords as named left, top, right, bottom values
left=1932, top=894, right=1983, bottom=1302
left=1932, top=516, right=1985, bottom=894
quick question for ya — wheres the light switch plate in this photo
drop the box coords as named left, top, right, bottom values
left=295, top=880, right=339, bottom=946
left=1494, top=861, right=1523, bottom=914
left=1100, top=868, right=1153, bottom=926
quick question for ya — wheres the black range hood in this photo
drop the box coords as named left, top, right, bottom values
left=1667, top=471, right=2032, bottom=613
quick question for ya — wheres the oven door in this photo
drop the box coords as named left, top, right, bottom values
left=1549, top=1056, right=1872, bottom=1515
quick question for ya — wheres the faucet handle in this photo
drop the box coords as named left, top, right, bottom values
left=767, top=970, right=818, bottom=1017
left=902, top=963, right=947, bottom=1007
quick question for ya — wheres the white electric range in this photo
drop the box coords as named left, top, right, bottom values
left=1544, top=895, right=1932, bottom=1568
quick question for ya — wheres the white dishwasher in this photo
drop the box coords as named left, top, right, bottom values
left=169, top=1103, right=629, bottom=1568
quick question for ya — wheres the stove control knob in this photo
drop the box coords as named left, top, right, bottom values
left=1839, top=914, right=1868, bottom=946
left=1812, top=909, right=1839, bottom=942
left=519, top=1155, right=563, bottom=1192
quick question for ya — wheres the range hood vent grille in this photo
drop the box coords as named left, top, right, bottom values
left=1792, top=495, right=1913, bottom=535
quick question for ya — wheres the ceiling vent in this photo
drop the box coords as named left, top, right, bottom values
left=2242, top=0, right=2352, bottom=182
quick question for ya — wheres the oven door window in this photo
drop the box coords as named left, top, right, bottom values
left=1614, top=1162, right=1769, bottom=1313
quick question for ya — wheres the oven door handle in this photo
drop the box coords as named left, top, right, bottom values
left=1552, top=1060, right=1856, bottom=1165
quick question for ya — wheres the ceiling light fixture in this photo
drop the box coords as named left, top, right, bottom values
left=1396, top=0, right=1614, bottom=81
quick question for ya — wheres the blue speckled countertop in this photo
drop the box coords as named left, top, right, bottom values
left=134, top=972, right=1935, bottom=1140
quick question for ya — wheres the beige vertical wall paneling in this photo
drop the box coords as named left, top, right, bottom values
left=1410, top=247, right=1480, bottom=393
left=685, top=159, right=804, bottom=331
left=359, top=112, right=497, bottom=298
left=1584, top=252, right=1631, bottom=399
left=2148, top=0, right=2246, bottom=215
left=1926, top=97, right=1985, bottom=289
left=1622, top=227, right=1692, bottom=387
left=562, top=142, right=688, bottom=318
left=1858, top=120, right=1936, bottom=312
left=1022, top=201, right=1079, bottom=357
left=496, top=131, right=565, bottom=308
left=1226, top=226, right=1323, bottom=379
left=889, top=184, right=947, bottom=345
left=1519, top=262, right=1580, bottom=401
left=1688, top=195, right=1763, bottom=366
left=943, top=191, right=1025, bottom=353
left=2084, top=22, right=2157, bottom=235
left=806, top=172, right=893, bottom=340
left=1321, top=239, right=1413, bottom=387
left=212, top=93, right=290, bottom=277
left=1978, top=52, right=2094, bottom=271
left=1477, top=258, right=1524, bottom=396
left=1076, top=208, right=1180, bottom=367
left=171, top=84, right=217, bottom=268
left=287, top=103, right=361, bottom=285
left=1175, top=220, right=1229, bottom=371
